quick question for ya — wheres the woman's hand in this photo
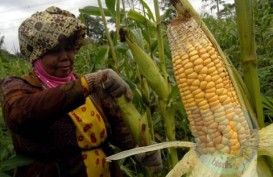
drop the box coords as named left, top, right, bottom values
left=84, top=69, right=133, bottom=100
left=134, top=149, right=163, bottom=173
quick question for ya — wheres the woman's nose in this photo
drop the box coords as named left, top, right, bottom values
left=59, top=49, right=70, bottom=60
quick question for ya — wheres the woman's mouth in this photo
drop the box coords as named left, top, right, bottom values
left=59, top=64, right=73, bottom=70
left=60, top=66, right=71, bottom=70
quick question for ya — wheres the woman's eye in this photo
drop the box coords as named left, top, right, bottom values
left=50, top=49, right=61, bottom=53
left=65, top=45, right=74, bottom=51
left=48, top=46, right=61, bottom=53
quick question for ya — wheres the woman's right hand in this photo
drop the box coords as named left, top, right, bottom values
left=84, top=69, right=133, bottom=101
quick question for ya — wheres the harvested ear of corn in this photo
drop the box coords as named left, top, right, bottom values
left=165, top=0, right=273, bottom=176
left=167, top=13, right=252, bottom=155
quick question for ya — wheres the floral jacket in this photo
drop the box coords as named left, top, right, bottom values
left=1, top=71, right=136, bottom=177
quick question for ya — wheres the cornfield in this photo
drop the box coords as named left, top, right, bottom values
left=1, top=0, right=273, bottom=177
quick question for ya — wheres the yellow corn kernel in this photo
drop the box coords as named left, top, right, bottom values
left=185, top=68, right=194, bottom=75
left=195, top=91, right=205, bottom=99
left=189, top=50, right=198, bottom=57
left=199, top=66, right=208, bottom=74
left=200, top=81, right=207, bottom=90
left=192, top=79, right=201, bottom=86
left=206, top=81, right=215, bottom=89
left=193, top=58, right=204, bottom=66
left=198, top=48, right=207, bottom=55
left=203, top=58, right=212, bottom=66
left=188, top=72, right=198, bottom=79
left=193, top=65, right=203, bottom=73
left=200, top=53, right=210, bottom=60
left=190, top=55, right=200, bottom=62
left=184, top=62, right=194, bottom=69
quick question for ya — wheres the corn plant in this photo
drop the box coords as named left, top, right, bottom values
left=106, top=0, right=273, bottom=176
left=79, top=0, right=188, bottom=176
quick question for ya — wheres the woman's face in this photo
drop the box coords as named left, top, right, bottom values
left=41, top=38, right=76, bottom=78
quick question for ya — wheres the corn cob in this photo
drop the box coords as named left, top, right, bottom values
left=167, top=16, right=252, bottom=155
left=117, top=95, right=151, bottom=146
left=121, top=29, right=169, bottom=101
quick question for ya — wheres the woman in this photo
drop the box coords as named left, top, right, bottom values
left=1, top=6, right=162, bottom=177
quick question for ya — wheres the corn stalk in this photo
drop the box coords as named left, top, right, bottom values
left=97, top=0, right=118, bottom=67
left=115, top=0, right=120, bottom=42
left=153, top=0, right=178, bottom=166
left=235, top=0, right=273, bottom=170
left=235, top=0, right=264, bottom=128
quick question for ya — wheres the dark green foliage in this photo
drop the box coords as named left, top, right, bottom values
left=0, top=50, right=31, bottom=176
left=254, top=1, right=273, bottom=97
left=74, top=42, right=106, bottom=74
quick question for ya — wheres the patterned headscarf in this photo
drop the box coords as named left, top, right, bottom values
left=18, top=6, right=87, bottom=63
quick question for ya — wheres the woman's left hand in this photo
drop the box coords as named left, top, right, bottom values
left=134, top=149, right=163, bottom=173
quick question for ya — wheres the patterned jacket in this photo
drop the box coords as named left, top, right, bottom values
left=1, top=71, right=136, bottom=177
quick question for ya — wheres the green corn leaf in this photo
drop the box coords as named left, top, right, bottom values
left=79, top=6, right=112, bottom=16
left=105, top=0, right=116, bottom=16
left=96, top=45, right=109, bottom=65
left=127, top=10, right=156, bottom=29
left=0, top=154, right=33, bottom=171
left=138, top=0, right=155, bottom=22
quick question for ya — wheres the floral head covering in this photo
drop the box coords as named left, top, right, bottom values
left=18, top=6, right=87, bottom=63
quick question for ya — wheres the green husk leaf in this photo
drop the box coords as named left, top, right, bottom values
left=117, top=96, right=151, bottom=145
left=125, top=32, right=169, bottom=101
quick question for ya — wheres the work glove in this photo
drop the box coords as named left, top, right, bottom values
left=84, top=69, right=133, bottom=100
left=134, top=148, right=163, bottom=173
